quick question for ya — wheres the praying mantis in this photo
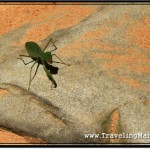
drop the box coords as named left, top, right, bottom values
left=18, top=38, right=70, bottom=90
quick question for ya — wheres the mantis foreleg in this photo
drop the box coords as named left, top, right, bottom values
left=43, top=38, right=53, bottom=52
left=50, top=40, right=57, bottom=52
left=52, top=54, right=70, bottom=66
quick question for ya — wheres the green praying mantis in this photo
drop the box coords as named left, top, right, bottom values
left=18, top=38, right=70, bottom=90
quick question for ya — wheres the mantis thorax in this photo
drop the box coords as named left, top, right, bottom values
left=41, top=52, right=52, bottom=62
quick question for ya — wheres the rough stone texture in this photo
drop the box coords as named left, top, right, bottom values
left=0, top=3, right=150, bottom=144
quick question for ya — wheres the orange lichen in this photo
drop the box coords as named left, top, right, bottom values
left=59, top=41, right=81, bottom=57
left=127, top=16, right=150, bottom=49
left=16, top=5, right=97, bottom=42
left=0, top=5, right=55, bottom=35
left=102, top=47, right=150, bottom=74
left=81, top=27, right=110, bottom=40
left=119, top=76, right=140, bottom=88
left=0, top=128, right=45, bottom=143
left=108, top=109, right=120, bottom=143
left=144, top=100, right=150, bottom=106
left=116, top=15, right=132, bottom=27
left=108, top=110, right=119, bottom=134
left=0, top=89, right=8, bottom=96
left=0, top=3, right=99, bottom=46
left=94, top=52, right=125, bottom=61
left=128, top=65, right=150, bottom=74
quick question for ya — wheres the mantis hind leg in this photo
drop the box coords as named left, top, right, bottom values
left=28, top=61, right=40, bottom=90
left=18, top=55, right=34, bottom=65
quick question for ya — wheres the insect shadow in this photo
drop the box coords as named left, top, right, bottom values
left=45, top=63, right=59, bottom=75
left=45, top=62, right=59, bottom=87
left=17, top=38, right=70, bottom=90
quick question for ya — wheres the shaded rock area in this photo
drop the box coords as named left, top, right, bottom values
left=0, top=3, right=150, bottom=144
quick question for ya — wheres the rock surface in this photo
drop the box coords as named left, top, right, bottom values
left=0, top=127, right=45, bottom=144
left=0, top=3, right=150, bottom=144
